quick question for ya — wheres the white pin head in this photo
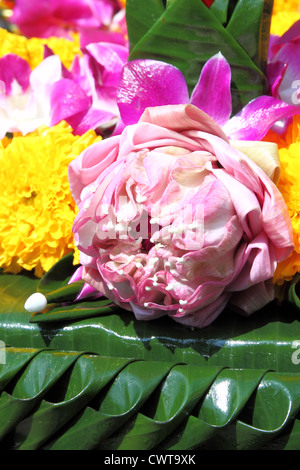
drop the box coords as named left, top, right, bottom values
left=24, top=292, right=47, bottom=313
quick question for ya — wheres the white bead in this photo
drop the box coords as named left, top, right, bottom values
left=165, top=284, right=174, bottom=291
left=24, top=293, right=47, bottom=313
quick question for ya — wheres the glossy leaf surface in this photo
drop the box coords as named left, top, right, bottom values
left=0, top=348, right=299, bottom=450
left=1, top=254, right=300, bottom=450
left=127, top=0, right=269, bottom=114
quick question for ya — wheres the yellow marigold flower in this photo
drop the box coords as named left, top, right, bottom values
left=264, top=116, right=300, bottom=284
left=0, top=27, right=81, bottom=69
left=271, top=0, right=300, bottom=36
left=0, top=121, right=101, bottom=277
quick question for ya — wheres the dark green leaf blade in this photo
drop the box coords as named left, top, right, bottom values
left=37, top=253, right=79, bottom=294
left=128, top=0, right=267, bottom=114
left=226, top=0, right=273, bottom=72
left=29, top=298, right=118, bottom=323
left=126, top=0, right=165, bottom=49
left=210, top=0, right=230, bottom=24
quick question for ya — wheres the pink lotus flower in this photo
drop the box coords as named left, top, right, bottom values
left=10, top=0, right=125, bottom=44
left=68, top=104, right=294, bottom=328
left=115, top=53, right=300, bottom=140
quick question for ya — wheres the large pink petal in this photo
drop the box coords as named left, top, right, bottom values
left=68, top=134, right=120, bottom=204
left=223, top=95, right=300, bottom=140
left=207, top=135, right=294, bottom=261
left=190, top=52, right=232, bottom=126
left=139, top=104, right=229, bottom=142
left=117, top=59, right=190, bottom=125
left=229, top=280, right=274, bottom=315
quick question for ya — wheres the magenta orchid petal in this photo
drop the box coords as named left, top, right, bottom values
left=189, top=52, right=232, bottom=126
left=268, top=21, right=300, bottom=106
left=267, top=61, right=288, bottom=98
left=117, top=59, right=190, bottom=125
left=74, top=107, right=116, bottom=135
left=0, top=54, right=31, bottom=94
left=86, top=0, right=116, bottom=26
left=85, top=42, right=128, bottom=87
left=69, top=43, right=127, bottom=125
left=273, top=41, right=300, bottom=105
left=223, top=95, right=300, bottom=140
left=50, top=78, right=91, bottom=129
left=273, top=19, right=300, bottom=49
left=43, top=45, right=73, bottom=79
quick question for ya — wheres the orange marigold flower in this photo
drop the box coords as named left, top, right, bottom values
left=0, top=121, right=101, bottom=277
left=264, top=115, right=300, bottom=283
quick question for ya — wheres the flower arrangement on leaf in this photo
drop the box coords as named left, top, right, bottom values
left=1, top=0, right=300, bottom=329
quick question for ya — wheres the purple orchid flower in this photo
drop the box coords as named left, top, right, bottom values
left=10, top=0, right=124, bottom=41
left=51, top=41, right=128, bottom=134
left=0, top=41, right=128, bottom=137
left=115, top=52, right=300, bottom=140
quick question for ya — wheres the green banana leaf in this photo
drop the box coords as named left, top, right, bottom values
left=0, top=253, right=300, bottom=450
left=0, top=347, right=299, bottom=450
left=126, top=0, right=271, bottom=114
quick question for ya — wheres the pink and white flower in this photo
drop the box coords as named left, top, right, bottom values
left=0, top=41, right=128, bottom=137
left=0, top=53, right=67, bottom=138
left=68, top=104, right=294, bottom=328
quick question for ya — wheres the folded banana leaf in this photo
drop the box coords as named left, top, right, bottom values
left=0, top=254, right=300, bottom=450
left=0, top=347, right=299, bottom=450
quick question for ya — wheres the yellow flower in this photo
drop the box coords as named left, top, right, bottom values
left=0, top=121, right=101, bottom=277
left=0, top=27, right=81, bottom=69
left=271, top=0, right=300, bottom=36
left=264, top=116, right=300, bottom=284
